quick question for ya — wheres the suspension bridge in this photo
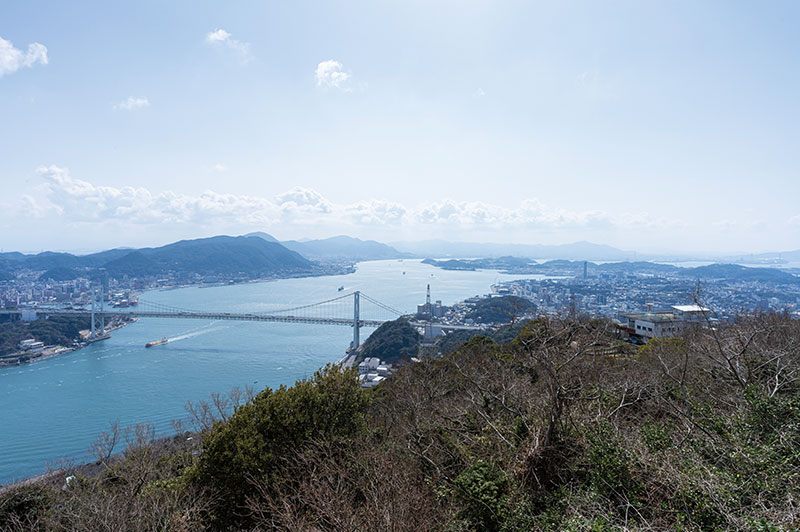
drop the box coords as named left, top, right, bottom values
left=0, top=290, right=486, bottom=349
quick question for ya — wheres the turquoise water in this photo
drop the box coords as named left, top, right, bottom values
left=0, top=259, right=545, bottom=484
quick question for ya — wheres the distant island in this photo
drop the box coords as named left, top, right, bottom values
left=423, top=257, right=800, bottom=285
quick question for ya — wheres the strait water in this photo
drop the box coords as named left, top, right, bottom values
left=0, top=259, right=550, bottom=484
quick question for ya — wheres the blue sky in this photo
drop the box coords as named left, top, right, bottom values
left=1, top=1, right=799, bottom=254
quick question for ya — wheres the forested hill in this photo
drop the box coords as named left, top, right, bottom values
left=1, top=236, right=314, bottom=280
left=103, top=236, right=312, bottom=278
left=354, top=318, right=421, bottom=365
left=0, top=316, right=90, bottom=356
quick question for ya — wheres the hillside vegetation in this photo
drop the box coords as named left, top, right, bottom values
left=0, top=316, right=90, bottom=356
left=355, top=318, right=421, bottom=365
left=2, top=314, right=800, bottom=531
left=465, top=295, right=537, bottom=324
left=0, top=236, right=313, bottom=281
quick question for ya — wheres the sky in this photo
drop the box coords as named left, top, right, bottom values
left=1, top=0, right=799, bottom=255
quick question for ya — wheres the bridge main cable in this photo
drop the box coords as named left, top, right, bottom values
left=137, top=290, right=359, bottom=317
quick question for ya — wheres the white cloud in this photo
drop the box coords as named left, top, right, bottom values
left=113, top=96, right=150, bottom=111
left=9, top=167, right=795, bottom=254
left=212, top=163, right=228, bottom=173
left=206, top=28, right=251, bottom=62
left=25, top=166, right=666, bottom=240
left=0, top=36, right=48, bottom=78
left=474, top=88, right=486, bottom=97
left=206, top=29, right=231, bottom=43
left=315, top=60, right=351, bottom=90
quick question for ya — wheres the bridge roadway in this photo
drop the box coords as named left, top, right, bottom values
left=0, top=309, right=487, bottom=331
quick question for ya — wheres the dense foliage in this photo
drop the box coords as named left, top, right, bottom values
left=435, top=323, right=522, bottom=356
left=356, top=317, right=421, bottom=365
left=37, top=267, right=81, bottom=282
left=465, top=295, right=536, bottom=324
left=3, top=313, right=800, bottom=531
left=0, top=316, right=90, bottom=356
left=190, top=364, right=370, bottom=529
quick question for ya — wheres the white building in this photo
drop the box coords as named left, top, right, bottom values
left=620, top=306, right=707, bottom=341
left=18, top=338, right=44, bottom=353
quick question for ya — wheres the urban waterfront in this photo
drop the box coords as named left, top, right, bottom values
left=0, top=259, right=545, bottom=484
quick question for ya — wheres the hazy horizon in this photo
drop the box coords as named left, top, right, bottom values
left=2, top=2, right=799, bottom=255
left=3, top=231, right=797, bottom=260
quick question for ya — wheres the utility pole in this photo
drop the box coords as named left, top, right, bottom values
left=352, top=291, right=361, bottom=349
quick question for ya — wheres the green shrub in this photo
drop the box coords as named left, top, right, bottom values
left=585, top=424, right=640, bottom=508
left=453, top=461, right=508, bottom=532
left=190, top=364, right=369, bottom=529
left=0, top=484, right=51, bottom=529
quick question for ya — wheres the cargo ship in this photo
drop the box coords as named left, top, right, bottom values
left=145, top=337, right=168, bottom=348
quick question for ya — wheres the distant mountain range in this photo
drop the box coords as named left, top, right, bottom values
left=423, top=258, right=800, bottom=285
left=246, top=233, right=410, bottom=261
left=0, top=236, right=313, bottom=281
left=2, top=231, right=798, bottom=283
left=391, top=240, right=634, bottom=261
left=722, top=250, right=800, bottom=263
left=247, top=234, right=636, bottom=262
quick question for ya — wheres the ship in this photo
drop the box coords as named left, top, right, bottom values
left=338, top=285, right=345, bottom=291
left=145, top=337, right=168, bottom=348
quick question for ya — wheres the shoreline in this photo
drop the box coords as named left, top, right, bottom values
left=0, top=262, right=359, bottom=370
left=0, top=318, right=137, bottom=369
left=141, top=264, right=357, bottom=294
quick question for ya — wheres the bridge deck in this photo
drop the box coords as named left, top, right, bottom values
left=0, top=309, right=486, bottom=331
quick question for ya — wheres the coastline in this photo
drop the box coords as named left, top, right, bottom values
left=0, top=264, right=356, bottom=370
left=0, top=317, right=137, bottom=369
left=142, top=263, right=356, bottom=294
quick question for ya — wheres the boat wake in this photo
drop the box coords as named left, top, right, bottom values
left=167, top=325, right=228, bottom=344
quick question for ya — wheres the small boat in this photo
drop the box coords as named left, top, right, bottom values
left=145, top=337, right=168, bottom=348
left=338, top=286, right=344, bottom=291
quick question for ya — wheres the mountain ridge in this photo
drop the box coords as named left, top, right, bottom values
left=5, top=236, right=313, bottom=280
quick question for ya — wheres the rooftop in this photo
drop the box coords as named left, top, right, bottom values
left=672, top=304, right=710, bottom=313
left=622, top=312, right=682, bottom=323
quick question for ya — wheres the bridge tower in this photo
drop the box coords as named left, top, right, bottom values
left=353, top=291, right=361, bottom=349
left=99, top=283, right=105, bottom=336
left=89, top=282, right=105, bottom=339
left=99, top=268, right=107, bottom=336
left=90, top=286, right=96, bottom=339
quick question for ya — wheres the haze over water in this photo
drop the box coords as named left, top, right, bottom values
left=0, top=259, right=550, bottom=484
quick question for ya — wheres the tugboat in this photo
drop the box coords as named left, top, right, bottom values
left=145, top=337, right=168, bottom=348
